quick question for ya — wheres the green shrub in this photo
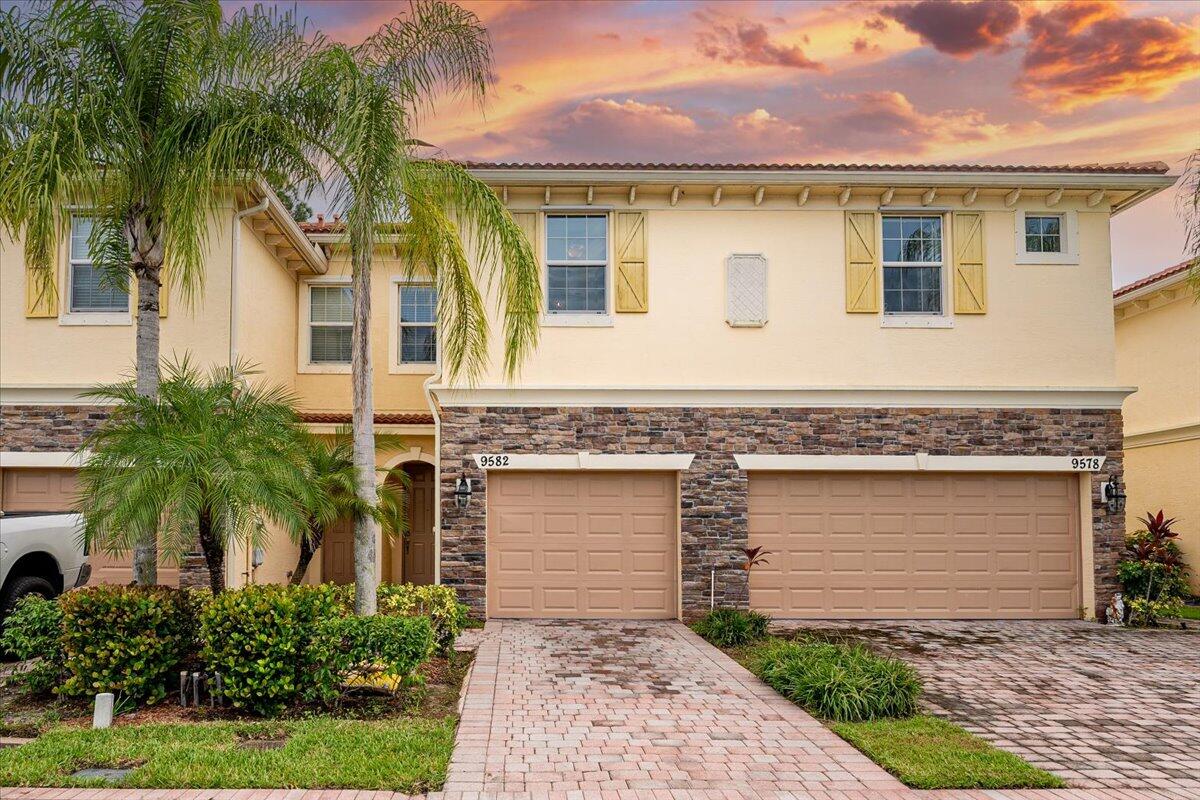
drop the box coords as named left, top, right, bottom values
left=692, top=608, right=771, bottom=647
left=329, top=614, right=434, bottom=691
left=0, top=593, right=65, bottom=694
left=753, top=637, right=921, bottom=722
left=58, top=585, right=200, bottom=704
left=1119, top=512, right=1191, bottom=625
left=200, top=583, right=342, bottom=715
left=352, top=583, right=468, bottom=654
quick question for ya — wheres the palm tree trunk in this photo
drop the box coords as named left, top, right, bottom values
left=350, top=242, right=379, bottom=615
left=291, top=521, right=323, bottom=586
left=131, top=261, right=162, bottom=586
left=197, top=508, right=224, bottom=596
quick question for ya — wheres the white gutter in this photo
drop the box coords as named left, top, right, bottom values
left=228, top=196, right=271, bottom=366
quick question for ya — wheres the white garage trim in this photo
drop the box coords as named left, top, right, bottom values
left=0, top=451, right=87, bottom=468
left=734, top=454, right=1106, bottom=472
left=472, top=452, right=695, bottom=471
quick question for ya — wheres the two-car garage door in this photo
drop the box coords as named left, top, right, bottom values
left=487, top=471, right=677, bottom=618
left=748, top=472, right=1080, bottom=619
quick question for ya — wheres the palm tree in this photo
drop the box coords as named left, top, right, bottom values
left=1178, top=149, right=1200, bottom=298
left=292, top=429, right=409, bottom=586
left=77, top=358, right=311, bottom=595
left=0, top=0, right=322, bottom=584
left=308, top=2, right=541, bottom=614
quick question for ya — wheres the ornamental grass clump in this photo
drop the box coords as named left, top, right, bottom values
left=752, top=637, right=922, bottom=722
left=692, top=608, right=771, bottom=647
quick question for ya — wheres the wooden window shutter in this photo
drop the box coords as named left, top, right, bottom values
left=726, top=253, right=768, bottom=327
left=25, top=264, right=58, bottom=318
left=615, top=211, right=647, bottom=312
left=844, top=211, right=879, bottom=313
left=952, top=211, right=987, bottom=314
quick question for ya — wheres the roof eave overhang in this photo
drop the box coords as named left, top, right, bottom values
left=466, top=166, right=1176, bottom=193
left=1114, top=270, right=1192, bottom=308
left=245, top=180, right=329, bottom=274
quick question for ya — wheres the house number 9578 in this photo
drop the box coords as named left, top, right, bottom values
left=479, top=455, right=509, bottom=467
left=1071, top=457, right=1102, bottom=471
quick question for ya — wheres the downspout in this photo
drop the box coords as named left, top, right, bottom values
left=422, top=357, right=443, bottom=585
left=228, top=196, right=270, bottom=589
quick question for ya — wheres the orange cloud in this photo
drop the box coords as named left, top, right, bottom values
left=1019, top=1, right=1200, bottom=110
left=880, top=0, right=1021, bottom=57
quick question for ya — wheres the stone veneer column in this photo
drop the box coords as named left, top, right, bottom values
left=438, top=405, right=1125, bottom=620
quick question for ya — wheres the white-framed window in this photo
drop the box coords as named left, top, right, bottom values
left=398, top=283, right=437, bottom=364
left=308, top=284, right=352, bottom=363
left=1015, top=210, right=1078, bottom=265
left=882, top=214, right=943, bottom=315
left=546, top=213, right=607, bottom=315
left=69, top=216, right=128, bottom=313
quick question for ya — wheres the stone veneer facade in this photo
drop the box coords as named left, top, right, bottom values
left=439, top=405, right=1125, bottom=620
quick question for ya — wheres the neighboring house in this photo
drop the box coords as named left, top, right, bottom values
left=1114, top=261, right=1200, bottom=593
left=0, top=161, right=1179, bottom=622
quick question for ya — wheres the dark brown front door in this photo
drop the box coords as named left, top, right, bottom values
left=401, top=462, right=435, bottom=585
left=321, top=517, right=355, bottom=585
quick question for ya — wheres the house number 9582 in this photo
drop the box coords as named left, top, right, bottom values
left=479, top=455, right=509, bottom=467
left=1071, top=457, right=1102, bottom=471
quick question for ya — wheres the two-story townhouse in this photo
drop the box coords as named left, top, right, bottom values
left=0, top=183, right=441, bottom=592
left=1, top=162, right=1179, bottom=623
left=432, top=161, right=1175, bottom=623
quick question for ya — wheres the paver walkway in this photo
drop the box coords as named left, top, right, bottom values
left=447, top=619, right=899, bottom=796
left=774, top=620, right=1200, bottom=793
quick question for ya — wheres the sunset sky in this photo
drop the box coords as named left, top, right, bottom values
left=284, top=0, right=1199, bottom=286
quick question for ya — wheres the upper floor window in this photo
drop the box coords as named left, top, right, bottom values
left=69, top=216, right=129, bottom=313
left=309, top=284, right=352, bottom=363
left=399, top=284, right=437, bottom=364
left=882, top=215, right=942, bottom=315
left=1024, top=215, right=1062, bottom=253
left=546, top=214, right=607, bottom=314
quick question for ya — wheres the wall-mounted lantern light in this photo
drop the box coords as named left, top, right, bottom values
left=454, top=477, right=473, bottom=509
left=1101, top=476, right=1126, bottom=514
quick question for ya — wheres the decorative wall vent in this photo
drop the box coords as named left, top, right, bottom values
left=726, top=253, right=768, bottom=327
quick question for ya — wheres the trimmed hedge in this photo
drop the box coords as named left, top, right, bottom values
left=0, top=593, right=64, bottom=694
left=752, top=637, right=921, bottom=722
left=335, top=583, right=469, bottom=654
left=200, top=583, right=343, bottom=715
left=58, top=585, right=201, bottom=704
left=332, top=613, right=434, bottom=690
left=692, top=608, right=770, bottom=647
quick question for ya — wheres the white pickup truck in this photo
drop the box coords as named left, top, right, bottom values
left=0, top=512, right=90, bottom=621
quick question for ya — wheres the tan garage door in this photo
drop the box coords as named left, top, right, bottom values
left=487, top=471, right=677, bottom=618
left=749, top=472, right=1080, bottom=619
left=1, top=467, right=178, bottom=587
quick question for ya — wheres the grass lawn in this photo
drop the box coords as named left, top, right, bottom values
left=1176, top=605, right=1200, bottom=621
left=0, top=717, right=455, bottom=791
left=724, top=637, right=1065, bottom=791
left=832, top=715, right=1065, bottom=790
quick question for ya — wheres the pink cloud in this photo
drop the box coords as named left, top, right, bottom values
left=695, top=13, right=826, bottom=71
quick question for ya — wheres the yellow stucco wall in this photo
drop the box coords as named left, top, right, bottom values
left=1115, top=290, right=1200, bottom=591
left=235, top=220, right=299, bottom=391
left=292, top=255, right=435, bottom=413
left=462, top=196, right=1118, bottom=389
left=1, top=215, right=234, bottom=386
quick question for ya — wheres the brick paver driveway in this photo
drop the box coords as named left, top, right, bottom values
left=776, top=620, right=1200, bottom=793
left=447, top=619, right=900, bottom=796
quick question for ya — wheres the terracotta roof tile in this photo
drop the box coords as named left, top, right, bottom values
left=1114, top=259, right=1196, bottom=298
left=463, top=160, right=1171, bottom=175
left=299, top=411, right=434, bottom=425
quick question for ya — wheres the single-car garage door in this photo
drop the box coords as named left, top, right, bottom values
left=487, top=471, right=677, bottom=618
left=749, top=472, right=1080, bottom=619
left=1, top=468, right=179, bottom=587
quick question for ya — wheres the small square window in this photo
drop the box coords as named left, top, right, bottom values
left=1024, top=215, right=1062, bottom=254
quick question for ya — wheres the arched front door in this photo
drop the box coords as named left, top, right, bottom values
left=397, top=461, right=435, bottom=585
